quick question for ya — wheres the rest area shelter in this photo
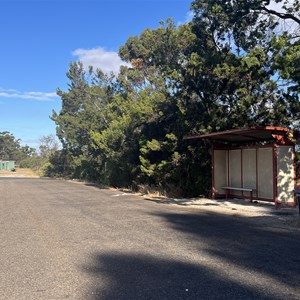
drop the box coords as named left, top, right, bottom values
left=0, top=160, right=15, bottom=171
left=187, top=127, right=298, bottom=207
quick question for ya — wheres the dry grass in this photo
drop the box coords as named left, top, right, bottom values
left=0, top=168, right=40, bottom=178
left=136, top=183, right=183, bottom=198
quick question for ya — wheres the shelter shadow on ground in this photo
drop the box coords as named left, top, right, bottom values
left=83, top=211, right=300, bottom=300
left=83, top=252, right=275, bottom=300
left=150, top=211, right=300, bottom=289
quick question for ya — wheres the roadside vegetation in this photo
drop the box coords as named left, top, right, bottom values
left=2, top=1, right=299, bottom=195
left=0, top=131, right=59, bottom=176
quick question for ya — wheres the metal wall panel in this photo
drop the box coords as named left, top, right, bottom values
left=213, top=150, right=228, bottom=194
left=229, top=149, right=242, bottom=195
left=257, top=148, right=273, bottom=199
left=277, top=146, right=294, bottom=203
left=242, top=149, right=257, bottom=197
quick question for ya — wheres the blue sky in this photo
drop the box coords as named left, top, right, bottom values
left=0, top=0, right=192, bottom=148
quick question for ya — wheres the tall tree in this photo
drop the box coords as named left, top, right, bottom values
left=0, top=132, right=19, bottom=160
left=52, top=62, right=118, bottom=180
left=39, top=134, right=59, bottom=158
left=190, top=0, right=300, bottom=129
left=52, top=1, right=299, bottom=196
left=0, top=131, right=36, bottom=163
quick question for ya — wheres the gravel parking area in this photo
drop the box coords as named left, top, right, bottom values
left=1, top=178, right=300, bottom=299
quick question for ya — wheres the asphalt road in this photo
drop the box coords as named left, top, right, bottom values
left=1, top=178, right=300, bottom=300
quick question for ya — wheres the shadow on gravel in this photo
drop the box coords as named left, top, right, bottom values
left=83, top=252, right=273, bottom=300
left=150, top=211, right=300, bottom=289
left=83, top=182, right=109, bottom=190
left=83, top=210, right=300, bottom=299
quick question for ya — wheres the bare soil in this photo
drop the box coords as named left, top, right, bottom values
left=0, top=168, right=40, bottom=178
left=143, top=195, right=300, bottom=230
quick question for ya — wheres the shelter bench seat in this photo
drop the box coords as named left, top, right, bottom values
left=222, top=186, right=255, bottom=202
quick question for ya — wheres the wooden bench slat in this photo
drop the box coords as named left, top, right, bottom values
left=221, top=186, right=255, bottom=203
left=222, top=186, right=254, bottom=192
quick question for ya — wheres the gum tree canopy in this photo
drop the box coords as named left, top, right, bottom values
left=52, top=1, right=299, bottom=196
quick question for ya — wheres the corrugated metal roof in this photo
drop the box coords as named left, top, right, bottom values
left=185, top=126, right=296, bottom=144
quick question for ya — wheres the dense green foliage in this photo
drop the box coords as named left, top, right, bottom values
left=51, top=1, right=299, bottom=196
left=296, top=152, right=300, bottom=181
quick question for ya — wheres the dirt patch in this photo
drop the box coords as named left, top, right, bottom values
left=0, top=168, right=40, bottom=178
left=144, top=196, right=300, bottom=231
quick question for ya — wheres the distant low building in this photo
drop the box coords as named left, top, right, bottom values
left=0, top=161, right=15, bottom=171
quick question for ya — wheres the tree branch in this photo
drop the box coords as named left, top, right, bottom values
left=260, top=6, right=300, bottom=25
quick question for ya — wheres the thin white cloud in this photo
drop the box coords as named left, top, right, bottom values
left=0, top=87, right=18, bottom=93
left=0, top=88, right=58, bottom=101
left=185, top=11, right=194, bottom=23
left=177, top=11, right=194, bottom=26
left=72, top=47, right=131, bottom=74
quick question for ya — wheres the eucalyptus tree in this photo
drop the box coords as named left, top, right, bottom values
left=190, top=0, right=300, bottom=129
left=52, top=1, right=299, bottom=195
left=52, top=62, right=118, bottom=180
